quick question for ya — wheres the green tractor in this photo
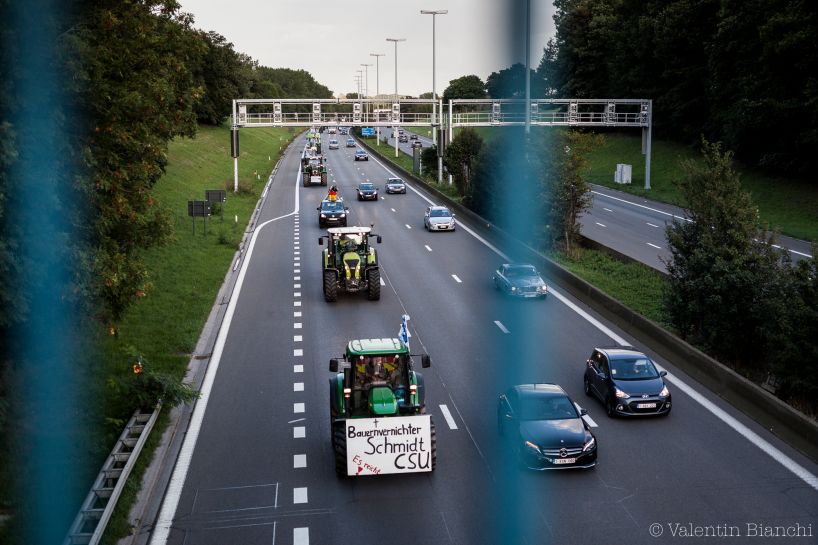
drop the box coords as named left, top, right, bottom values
left=318, top=226, right=381, bottom=302
left=329, top=338, right=436, bottom=477
left=302, top=154, right=327, bottom=186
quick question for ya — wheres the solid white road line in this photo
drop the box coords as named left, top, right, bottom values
left=595, top=222, right=607, bottom=228
left=603, top=207, right=613, bottom=212
left=293, top=403, right=305, bottom=414
left=293, top=487, right=308, bottom=504
left=451, top=274, right=462, bottom=283
left=494, top=320, right=510, bottom=334
left=293, top=454, right=307, bottom=469
left=288, top=418, right=305, bottom=424
left=439, top=404, right=458, bottom=430
left=591, top=190, right=690, bottom=222
left=294, top=365, right=303, bottom=373
left=647, top=242, right=662, bottom=249
left=425, top=245, right=433, bottom=252
left=293, top=382, right=304, bottom=392
left=293, top=426, right=305, bottom=439
left=379, top=277, right=385, bottom=286
left=646, top=222, right=659, bottom=228
left=294, top=528, right=309, bottom=545
left=574, top=402, right=598, bottom=427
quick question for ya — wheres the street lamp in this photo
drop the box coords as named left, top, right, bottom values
left=420, top=9, right=447, bottom=183
left=371, top=53, right=385, bottom=145
left=361, top=63, right=372, bottom=123
left=525, top=0, right=531, bottom=134
left=386, top=38, right=406, bottom=157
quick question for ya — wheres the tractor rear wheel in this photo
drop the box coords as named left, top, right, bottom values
left=323, top=270, right=338, bottom=302
left=333, top=422, right=347, bottom=477
left=367, top=268, right=381, bottom=301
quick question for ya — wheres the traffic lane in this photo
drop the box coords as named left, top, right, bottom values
left=579, top=210, right=668, bottom=271
left=164, top=208, right=305, bottom=543
left=296, top=187, right=500, bottom=545
left=256, top=139, right=303, bottom=224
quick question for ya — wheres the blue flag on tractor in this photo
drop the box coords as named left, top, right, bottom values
left=398, top=314, right=411, bottom=349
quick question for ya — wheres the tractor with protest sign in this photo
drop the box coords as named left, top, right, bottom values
left=328, top=336, right=436, bottom=477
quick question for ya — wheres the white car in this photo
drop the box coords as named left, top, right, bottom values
left=424, top=206, right=455, bottom=231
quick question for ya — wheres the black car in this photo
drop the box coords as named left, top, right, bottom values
left=317, top=198, right=348, bottom=228
left=409, top=133, right=418, bottom=140
left=498, top=384, right=597, bottom=470
left=354, top=149, right=369, bottom=161
left=493, top=263, right=548, bottom=298
left=398, top=134, right=409, bottom=143
left=411, top=140, right=423, bottom=149
left=356, top=182, right=378, bottom=201
left=583, top=347, right=672, bottom=417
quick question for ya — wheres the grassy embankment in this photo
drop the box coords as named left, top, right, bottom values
left=98, top=124, right=295, bottom=542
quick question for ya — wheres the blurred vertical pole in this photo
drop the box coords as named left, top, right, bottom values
left=525, top=0, right=531, bottom=135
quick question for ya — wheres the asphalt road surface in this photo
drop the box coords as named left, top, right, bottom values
left=148, top=132, right=818, bottom=545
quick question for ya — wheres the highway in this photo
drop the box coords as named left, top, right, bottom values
left=149, top=131, right=818, bottom=545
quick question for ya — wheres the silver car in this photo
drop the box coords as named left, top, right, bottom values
left=386, top=177, right=406, bottom=194
left=424, top=206, right=455, bottom=231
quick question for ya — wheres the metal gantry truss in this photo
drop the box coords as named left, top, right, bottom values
left=230, top=97, right=653, bottom=189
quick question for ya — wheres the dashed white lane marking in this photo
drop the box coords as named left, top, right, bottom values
left=294, top=527, right=309, bottom=545
left=293, top=454, right=307, bottom=469
left=294, top=301, right=301, bottom=307
left=451, top=274, right=462, bottom=283
left=288, top=418, right=305, bottom=424
left=294, top=322, right=302, bottom=329
left=439, top=404, right=458, bottom=430
left=294, top=365, right=303, bottom=373
left=294, top=292, right=301, bottom=298
left=294, top=284, right=301, bottom=289
left=379, top=277, right=385, bottom=286
left=293, top=261, right=299, bottom=267
left=603, top=207, right=613, bottom=212
left=494, top=320, right=510, bottom=334
left=424, top=245, right=433, bottom=252
left=293, top=348, right=303, bottom=356
left=293, top=311, right=302, bottom=317
left=293, top=487, right=308, bottom=504
left=591, top=190, right=690, bottom=222
left=294, top=256, right=300, bottom=261
left=294, top=251, right=300, bottom=255
left=293, top=403, right=305, bottom=414
left=294, top=268, right=301, bottom=274
left=405, top=224, right=412, bottom=229
left=647, top=242, right=662, bottom=249
left=294, top=335, right=302, bottom=342
left=294, top=276, right=301, bottom=281
left=293, top=426, right=305, bottom=439
left=391, top=208, right=396, bottom=212
left=294, top=382, right=304, bottom=392
left=646, top=222, right=659, bottom=228
left=574, top=402, right=599, bottom=427
left=595, top=222, right=607, bottom=228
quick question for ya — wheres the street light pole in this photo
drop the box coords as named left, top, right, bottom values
left=525, top=0, right=531, bottom=135
left=370, top=53, right=385, bottom=145
left=361, top=63, right=372, bottom=123
left=386, top=37, right=406, bottom=158
left=421, top=9, right=448, bottom=183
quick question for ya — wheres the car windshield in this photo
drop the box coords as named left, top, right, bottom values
left=520, top=395, right=578, bottom=420
left=360, top=183, right=374, bottom=190
left=430, top=209, right=451, bottom=218
left=388, top=179, right=403, bottom=185
left=507, top=265, right=537, bottom=277
left=347, top=139, right=354, bottom=144
left=356, top=150, right=366, bottom=154
left=610, top=357, right=660, bottom=380
left=321, top=201, right=344, bottom=212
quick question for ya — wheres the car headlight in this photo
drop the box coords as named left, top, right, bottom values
left=583, top=436, right=596, bottom=452
left=615, top=387, right=629, bottom=399
left=340, top=213, right=346, bottom=218
left=320, top=214, right=327, bottom=218
left=524, top=441, right=540, bottom=453
left=659, top=385, right=670, bottom=397
left=511, top=286, right=517, bottom=292
left=537, top=285, right=547, bottom=292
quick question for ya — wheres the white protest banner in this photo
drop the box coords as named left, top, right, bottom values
left=345, top=415, right=433, bottom=476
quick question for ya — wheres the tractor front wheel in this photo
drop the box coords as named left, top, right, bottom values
left=367, top=268, right=381, bottom=301
left=323, top=270, right=338, bottom=302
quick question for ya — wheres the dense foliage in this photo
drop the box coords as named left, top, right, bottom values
left=539, top=0, right=818, bottom=175
left=664, top=140, right=818, bottom=408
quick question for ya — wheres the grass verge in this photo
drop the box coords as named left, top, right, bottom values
left=96, top=123, right=296, bottom=543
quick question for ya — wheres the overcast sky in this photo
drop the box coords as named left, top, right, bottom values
left=179, top=0, right=556, bottom=97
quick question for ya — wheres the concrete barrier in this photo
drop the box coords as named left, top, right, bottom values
left=357, top=136, right=818, bottom=464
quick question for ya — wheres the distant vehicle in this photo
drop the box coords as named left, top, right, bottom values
left=583, top=347, right=672, bottom=417
left=409, top=134, right=418, bottom=140
left=498, top=384, right=597, bottom=470
left=346, top=138, right=356, bottom=147
left=317, top=198, right=349, bottom=228
left=328, top=139, right=340, bottom=150
left=385, top=177, right=406, bottom=194
left=493, top=264, right=548, bottom=298
left=339, top=127, right=349, bottom=135
left=356, top=182, right=378, bottom=201
left=328, top=127, right=337, bottom=134
left=398, top=129, right=404, bottom=135
left=398, top=134, right=409, bottom=143
left=354, top=149, right=369, bottom=161
left=423, top=206, right=455, bottom=231
left=411, top=140, right=423, bottom=149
